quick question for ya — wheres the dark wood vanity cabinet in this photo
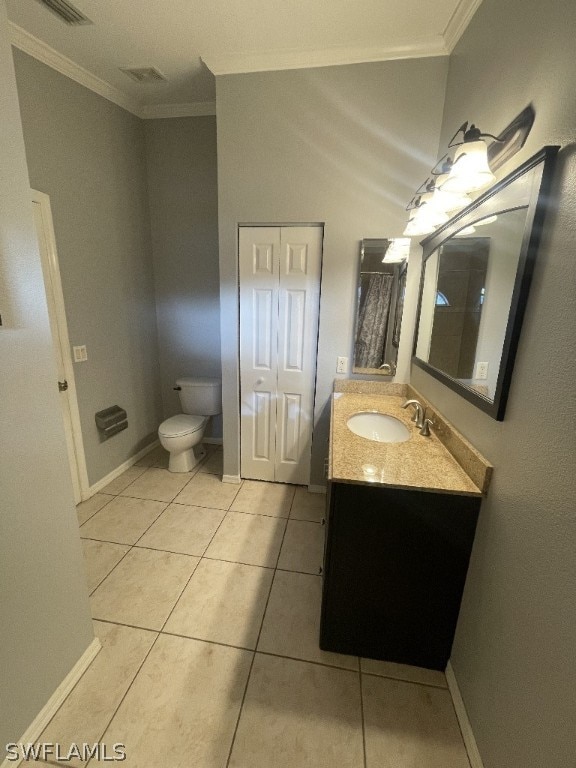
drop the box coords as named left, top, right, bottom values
left=320, top=480, right=481, bottom=670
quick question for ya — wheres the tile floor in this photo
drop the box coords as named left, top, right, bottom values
left=41, top=443, right=471, bottom=767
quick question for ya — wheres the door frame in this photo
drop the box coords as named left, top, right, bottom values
left=237, top=223, right=324, bottom=485
left=32, top=189, right=89, bottom=501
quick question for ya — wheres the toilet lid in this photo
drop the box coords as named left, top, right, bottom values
left=159, top=414, right=206, bottom=437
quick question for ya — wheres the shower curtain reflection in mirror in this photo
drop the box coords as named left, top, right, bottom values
left=354, top=272, right=393, bottom=369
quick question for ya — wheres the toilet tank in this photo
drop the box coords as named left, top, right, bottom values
left=176, top=377, right=222, bottom=415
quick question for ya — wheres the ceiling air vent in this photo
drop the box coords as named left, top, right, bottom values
left=120, top=67, right=168, bottom=84
left=35, top=0, right=93, bottom=25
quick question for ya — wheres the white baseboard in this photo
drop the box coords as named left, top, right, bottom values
left=446, top=661, right=484, bottom=768
left=1, top=637, right=101, bottom=768
left=222, top=474, right=241, bottom=484
left=308, top=484, right=327, bottom=494
left=83, top=440, right=159, bottom=500
left=203, top=437, right=223, bottom=445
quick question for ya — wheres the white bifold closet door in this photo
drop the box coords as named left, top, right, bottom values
left=239, top=225, right=322, bottom=485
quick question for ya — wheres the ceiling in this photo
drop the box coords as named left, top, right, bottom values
left=6, top=0, right=483, bottom=118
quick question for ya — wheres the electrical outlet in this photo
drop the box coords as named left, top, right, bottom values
left=476, top=361, right=488, bottom=380
left=336, top=356, right=348, bottom=374
left=73, top=345, right=88, bottom=362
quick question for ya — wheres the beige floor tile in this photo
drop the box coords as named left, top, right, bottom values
left=120, top=467, right=194, bottom=503
left=229, top=654, right=363, bottom=768
left=361, top=657, right=447, bottom=688
left=290, top=487, right=327, bottom=523
left=90, top=548, right=199, bottom=630
left=205, top=511, right=286, bottom=567
left=198, top=447, right=223, bottom=475
left=258, top=570, right=358, bottom=670
left=165, top=559, right=274, bottom=649
left=102, top=634, right=252, bottom=767
left=39, top=621, right=156, bottom=767
left=81, top=539, right=130, bottom=593
left=277, top=519, right=324, bottom=574
left=76, top=493, right=114, bottom=525
left=230, top=480, right=295, bottom=517
left=135, top=444, right=169, bottom=469
left=137, top=503, right=226, bottom=556
left=79, top=496, right=167, bottom=545
left=362, top=675, right=469, bottom=768
left=101, top=466, right=148, bottom=495
left=173, top=472, right=242, bottom=510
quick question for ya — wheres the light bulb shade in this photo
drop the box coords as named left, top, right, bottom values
left=440, top=140, right=495, bottom=193
left=403, top=206, right=447, bottom=237
left=416, top=202, right=448, bottom=228
left=403, top=218, right=435, bottom=237
left=431, top=184, right=472, bottom=214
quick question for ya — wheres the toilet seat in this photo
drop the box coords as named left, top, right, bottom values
left=159, top=414, right=207, bottom=438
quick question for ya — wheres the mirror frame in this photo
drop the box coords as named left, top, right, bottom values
left=412, top=145, right=559, bottom=420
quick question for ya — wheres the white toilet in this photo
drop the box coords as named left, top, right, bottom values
left=158, top=377, right=222, bottom=473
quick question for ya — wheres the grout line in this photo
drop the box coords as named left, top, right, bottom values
left=201, top=554, right=275, bottom=570
left=254, top=648, right=359, bottom=674
left=160, top=629, right=255, bottom=653
left=85, top=630, right=163, bottom=768
left=156, top=491, right=238, bottom=634
left=360, top=668, right=449, bottom=689
left=77, top=493, right=116, bottom=527
left=86, top=500, right=171, bottom=596
left=224, top=512, right=290, bottom=768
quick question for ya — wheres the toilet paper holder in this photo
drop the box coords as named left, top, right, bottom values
left=95, top=405, right=128, bottom=438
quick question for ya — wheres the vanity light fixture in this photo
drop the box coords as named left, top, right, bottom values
left=440, top=122, right=502, bottom=193
left=382, top=238, right=411, bottom=263
left=402, top=182, right=449, bottom=237
left=431, top=158, right=473, bottom=212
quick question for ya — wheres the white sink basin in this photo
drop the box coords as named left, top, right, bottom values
left=347, top=412, right=410, bottom=443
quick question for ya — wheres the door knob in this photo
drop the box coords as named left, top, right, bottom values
left=58, top=380, right=68, bottom=392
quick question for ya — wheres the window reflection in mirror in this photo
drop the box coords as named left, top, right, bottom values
left=416, top=206, right=528, bottom=400
left=353, top=238, right=409, bottom=375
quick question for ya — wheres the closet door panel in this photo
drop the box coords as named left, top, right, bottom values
left=275, top=227, right=323, bottom=484
left=239, top=227, right=280, bottom=481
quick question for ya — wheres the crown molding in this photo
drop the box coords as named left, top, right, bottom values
left=443, top=0, right=484, bottom=52
left=140, top=101, right=216, bottom=119
left=9, top=22, right=142, bottom=116
left=202, top=36, right=449, bottom=76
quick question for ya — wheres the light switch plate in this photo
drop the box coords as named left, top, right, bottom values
left=73, top=345, right=88, bottom=362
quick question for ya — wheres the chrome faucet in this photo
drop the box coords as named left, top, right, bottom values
left=401, top=399, right=425, bottom=429
left=419, top=417, right=434, bottom=437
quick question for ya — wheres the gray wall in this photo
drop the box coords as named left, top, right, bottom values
left=216, top=59, right=448, bottom=483
left=0, top=2, right=93, bottom=746
left=13, top=49, right=162, bottom=486
left=411, top=0, right=576, bottom=765
left=145, top=117, right=222, bottom=437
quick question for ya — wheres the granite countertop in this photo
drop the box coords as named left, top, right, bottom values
left=329, top=388, right=492, bottom=497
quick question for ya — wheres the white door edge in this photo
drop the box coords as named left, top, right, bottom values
left=32, top=189, right=89, bottom=502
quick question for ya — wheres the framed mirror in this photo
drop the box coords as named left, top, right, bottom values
left=413, top=145, right=559, bottom=419
left=353, top=238, right=409, bottom=375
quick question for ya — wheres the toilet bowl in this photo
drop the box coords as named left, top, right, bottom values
left=158, top=377, right=222, bottom=473
left=159, top=414, right=208, bottom=473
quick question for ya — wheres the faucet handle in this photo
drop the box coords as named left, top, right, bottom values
left=419, top=418, right=434, bottom=437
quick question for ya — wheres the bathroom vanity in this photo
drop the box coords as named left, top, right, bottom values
left=320, top=382, right=492, bottom=670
